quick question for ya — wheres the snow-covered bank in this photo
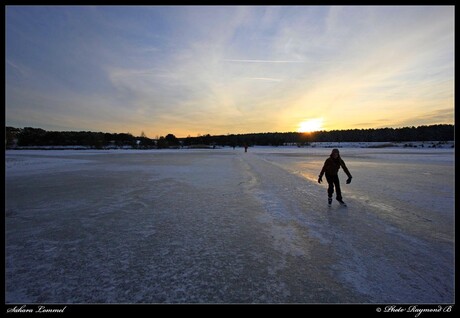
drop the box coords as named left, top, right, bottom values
left=5, top=147, right=454, bottom=303
left=307, top=140, right=454, bottom=149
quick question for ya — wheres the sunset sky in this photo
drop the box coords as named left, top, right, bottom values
left=6, top=6, right=454, bottom=138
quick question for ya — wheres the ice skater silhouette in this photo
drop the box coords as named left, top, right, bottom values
left=318, top=148, right=352, bottom=206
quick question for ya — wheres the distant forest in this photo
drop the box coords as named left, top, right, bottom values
left=5, top=124, right=454, bottom=149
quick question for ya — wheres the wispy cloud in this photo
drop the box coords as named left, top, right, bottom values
left=395, top=108, right=454, bottom=128
left=6, top=60, right=29, bottom=77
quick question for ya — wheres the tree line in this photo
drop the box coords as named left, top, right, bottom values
left=183, top=124, right=454, bottom=147
left=5, top=127, right=154, bottom=149
left=5, top=124, right=454, bottom=149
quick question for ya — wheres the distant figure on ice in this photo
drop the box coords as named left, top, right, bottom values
left=318, top=148, right=352, bottom=206
left=244, top=144, right=248, bottom=153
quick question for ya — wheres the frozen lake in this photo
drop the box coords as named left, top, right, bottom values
left=5, top=147, right=454, bottom=303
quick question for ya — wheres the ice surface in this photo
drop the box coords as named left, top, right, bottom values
left=5, top=147, right=454, bottom=303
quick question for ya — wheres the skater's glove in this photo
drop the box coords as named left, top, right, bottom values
left=346, top=177, right=352, bottom=184
left=318, top=176, right=323, bottom=184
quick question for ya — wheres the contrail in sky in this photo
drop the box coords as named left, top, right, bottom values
left=244, top=77, right=283, bottom=82
left=222, top=59, right=305, bottom=63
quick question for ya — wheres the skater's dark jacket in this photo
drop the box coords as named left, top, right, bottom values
left=319, top=153, right=352, bottom=178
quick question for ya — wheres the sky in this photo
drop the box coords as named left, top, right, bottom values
left=6, top=6, right=454, bottom=138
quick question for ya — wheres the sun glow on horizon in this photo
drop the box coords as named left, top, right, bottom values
left=297, top=118, right=324, bottom=133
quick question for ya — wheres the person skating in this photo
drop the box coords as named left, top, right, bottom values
left=318, top=148, right=352, bottom=206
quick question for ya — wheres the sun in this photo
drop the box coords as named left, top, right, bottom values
left=297, top=118, right=324, bottom=133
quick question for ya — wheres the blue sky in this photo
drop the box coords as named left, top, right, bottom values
left=6, top=6, right=454, bottom=137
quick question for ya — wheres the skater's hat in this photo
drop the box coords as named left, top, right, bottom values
left=331, top=148, right=340, bottom=154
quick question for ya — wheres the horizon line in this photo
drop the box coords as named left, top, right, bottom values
left=6, top=123, right=454, bottom=139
